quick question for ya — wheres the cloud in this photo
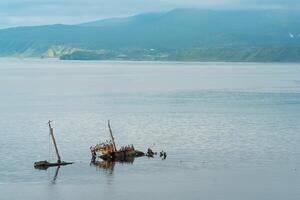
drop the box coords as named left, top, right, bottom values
left=164, top=0, right=300, bottom=9
left=0, top=0, right=174, bottom=28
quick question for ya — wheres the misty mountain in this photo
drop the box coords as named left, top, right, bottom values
left=0, top=9, right=300, bottom=61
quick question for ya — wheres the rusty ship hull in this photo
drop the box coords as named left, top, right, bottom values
left=99, top=149, right=145, bottom=161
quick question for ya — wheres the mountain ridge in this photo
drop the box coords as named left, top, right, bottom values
left=1, top=9, right=300, bottom=62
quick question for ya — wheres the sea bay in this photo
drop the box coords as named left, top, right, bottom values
left=1, top=59, right=300, bottom=200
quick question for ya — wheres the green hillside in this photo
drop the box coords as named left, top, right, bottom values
left=0, top=9, right=300, bottom=61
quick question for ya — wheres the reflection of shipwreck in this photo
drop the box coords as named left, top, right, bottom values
left=90, top=120, right=144, bottom=161
left=34, top=121, right=73, bottom=169
left=91, top=157, right=134, bottom=172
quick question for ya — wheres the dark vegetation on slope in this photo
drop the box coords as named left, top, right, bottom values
left=1, top=9, right=300, bottom=61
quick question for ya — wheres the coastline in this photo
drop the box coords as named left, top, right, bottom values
left=1, top=57, right=300, bottom=65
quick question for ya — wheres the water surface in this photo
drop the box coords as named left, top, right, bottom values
left=0, top=59, right=300, bottom=200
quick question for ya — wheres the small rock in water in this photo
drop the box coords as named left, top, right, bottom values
left=160, top=151, right=167, bottom=160
left=146, top=148, right=155, bottom=157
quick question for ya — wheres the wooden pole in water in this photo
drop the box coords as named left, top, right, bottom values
left=108, top=120, right=117, bottom=152
left=48, top=120, right=61, bottom=163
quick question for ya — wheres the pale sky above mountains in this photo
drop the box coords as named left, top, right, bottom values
left=0, top=0, right=299, bottom=28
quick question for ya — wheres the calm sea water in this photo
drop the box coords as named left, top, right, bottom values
left=0, top=59, right=300, bottom=200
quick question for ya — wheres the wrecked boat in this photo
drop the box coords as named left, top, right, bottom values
left=90, top=120, right=144, bottom=161
left=34, top=120, right=73, bottom=169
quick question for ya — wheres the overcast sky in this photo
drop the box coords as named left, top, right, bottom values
left=0, top=0, right=298, bottom=28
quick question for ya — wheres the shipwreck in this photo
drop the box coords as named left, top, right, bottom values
left=90, top=120, right=145, bottom=161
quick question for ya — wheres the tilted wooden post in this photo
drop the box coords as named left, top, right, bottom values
left=108, top=120, right=117, bottom=152
left=48, top=120, right=61, bottom=163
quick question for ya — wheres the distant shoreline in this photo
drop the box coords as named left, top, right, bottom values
left=1, top=57, right=300, bottom=65
left=1, top=9, right=300, bottom=64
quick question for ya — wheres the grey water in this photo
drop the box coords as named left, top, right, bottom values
left=0, top=59, right=300, bottom=200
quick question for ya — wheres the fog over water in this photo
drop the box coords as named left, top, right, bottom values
left=0, top=59, right=300, bottom=200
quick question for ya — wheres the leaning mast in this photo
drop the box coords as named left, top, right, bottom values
left=108, top=120, right=117, bottom=151
left=48, top=120, right=61, bottom=163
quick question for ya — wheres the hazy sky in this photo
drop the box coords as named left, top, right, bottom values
left=0, top=0, right=298, bottom=28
